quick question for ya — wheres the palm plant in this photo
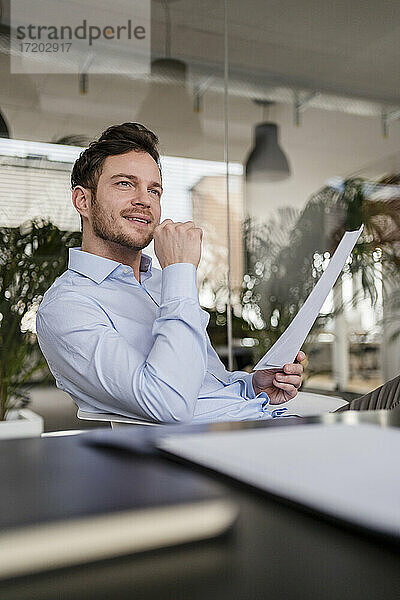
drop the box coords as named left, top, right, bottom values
left=0, top=220, right=81, bottom=420
left=243, top=175, right=400, bottom=364
left=323, top=176, right=400, bottom=302
left=242, top=205, right=330, bottom=363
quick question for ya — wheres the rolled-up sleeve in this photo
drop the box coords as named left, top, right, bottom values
left=36, top=263, right=209, bottom=424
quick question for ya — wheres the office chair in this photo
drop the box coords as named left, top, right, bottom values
left=77, top=409, right=159, bottom=428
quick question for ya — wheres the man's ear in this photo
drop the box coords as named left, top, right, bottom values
left=72, top=186, right=91, bottom=221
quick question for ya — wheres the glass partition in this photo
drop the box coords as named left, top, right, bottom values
left=226, top=1, right=400, bottom=393
left=1, top=0, right=400, bottom=425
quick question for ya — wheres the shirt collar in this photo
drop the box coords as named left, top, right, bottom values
left=68, top=248, right=153, bottom=284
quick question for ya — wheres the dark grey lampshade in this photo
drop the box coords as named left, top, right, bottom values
left=151, top=57, right=187, bottom=80
left=135, top=58, right=201, bottom=136
left=245, top=122, right=290, bottom=182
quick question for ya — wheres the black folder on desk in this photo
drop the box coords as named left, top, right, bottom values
left=0, top=435, right=237, bottom=580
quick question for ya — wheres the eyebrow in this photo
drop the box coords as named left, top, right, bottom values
left=110, top=173, right=163, bottom=191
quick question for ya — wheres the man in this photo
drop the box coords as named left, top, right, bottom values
left=37, top=122, right=400, bottom=424
left=36, top=122, right=304, bottom=424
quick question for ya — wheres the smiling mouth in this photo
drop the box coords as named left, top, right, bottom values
left=123, top=216, right=151, bottom=225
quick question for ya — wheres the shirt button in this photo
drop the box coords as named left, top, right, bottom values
left=123, top=268, right=130, bottom=274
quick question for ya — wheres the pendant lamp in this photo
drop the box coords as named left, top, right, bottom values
left=0, top=111, right=10, bottom=138
left=135, top=57, right=202, bottom=135
left=245, top=121, right=291, bottom=182
left=136, top=0, right=201, bottom=136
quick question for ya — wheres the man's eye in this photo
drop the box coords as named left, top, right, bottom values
left=117, top=181, right=131, bottom=187
left=150, top=189, right=161, bottom=197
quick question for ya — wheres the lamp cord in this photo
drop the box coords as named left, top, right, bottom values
left=224, top=0, right=233, bottom=372
left=161, top=0, right=172, bottom=58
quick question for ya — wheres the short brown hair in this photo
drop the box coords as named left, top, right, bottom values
left=71, top=122, right=160, bottom=230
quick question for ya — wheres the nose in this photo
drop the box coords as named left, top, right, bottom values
left=131, top=184, right=151, bottom=208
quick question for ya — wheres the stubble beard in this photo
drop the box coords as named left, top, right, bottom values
left=90, top=192, right=154, bottom=252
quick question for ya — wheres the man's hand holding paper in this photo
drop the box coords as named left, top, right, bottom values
left=253, top=351, right=306, bottom=404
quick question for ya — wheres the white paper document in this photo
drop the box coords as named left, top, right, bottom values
left=254, top=226, right=363, bottom=370
left=159, top=424, right=400, bottom=538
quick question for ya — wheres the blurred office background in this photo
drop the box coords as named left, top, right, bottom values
left=1, top=0, right=400, bottom=431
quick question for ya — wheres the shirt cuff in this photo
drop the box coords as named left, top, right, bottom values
left=241, top=372, right=257, bottom=400
left=161, top=263, right=198, bottom=304
left=240, top=372, right=288, bottom=418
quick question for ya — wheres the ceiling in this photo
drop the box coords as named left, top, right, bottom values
left=150, top=0, right=400, bottom=105
left=1, top=0, right=400, bottom=128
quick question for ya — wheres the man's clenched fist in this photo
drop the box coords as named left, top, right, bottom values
left=154, top=219, right=203, bottom=269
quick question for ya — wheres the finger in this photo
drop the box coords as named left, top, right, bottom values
left=181, top=224, right=202, bottom=236
left=274, top=374, right=301, bottom=388
left=157, top=219, right=174, bottom=230
left=272, top=381, right=298, bottom=398
left=296, top=351, right=306, bottom=362
left=283, top=362, right=303, bottom=375
left=194, top=227, right=203, bottom=240
left=176, top=221, right=195, bottom=230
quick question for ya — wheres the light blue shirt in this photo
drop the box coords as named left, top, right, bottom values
left=36, top=249, right=286, bottom=424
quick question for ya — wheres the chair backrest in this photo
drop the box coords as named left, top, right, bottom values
left=77, top=409, right=159, bottom=427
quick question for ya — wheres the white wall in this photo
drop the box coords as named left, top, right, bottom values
left=238, top=102, right=400, bottom=218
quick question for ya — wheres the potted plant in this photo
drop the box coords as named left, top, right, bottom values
left=0, top=219, right=81, bottom=439
left=242, top=175, right=400, bottom=376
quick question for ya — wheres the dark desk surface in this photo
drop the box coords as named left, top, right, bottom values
left=1, top=412, right=400, bottom=600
